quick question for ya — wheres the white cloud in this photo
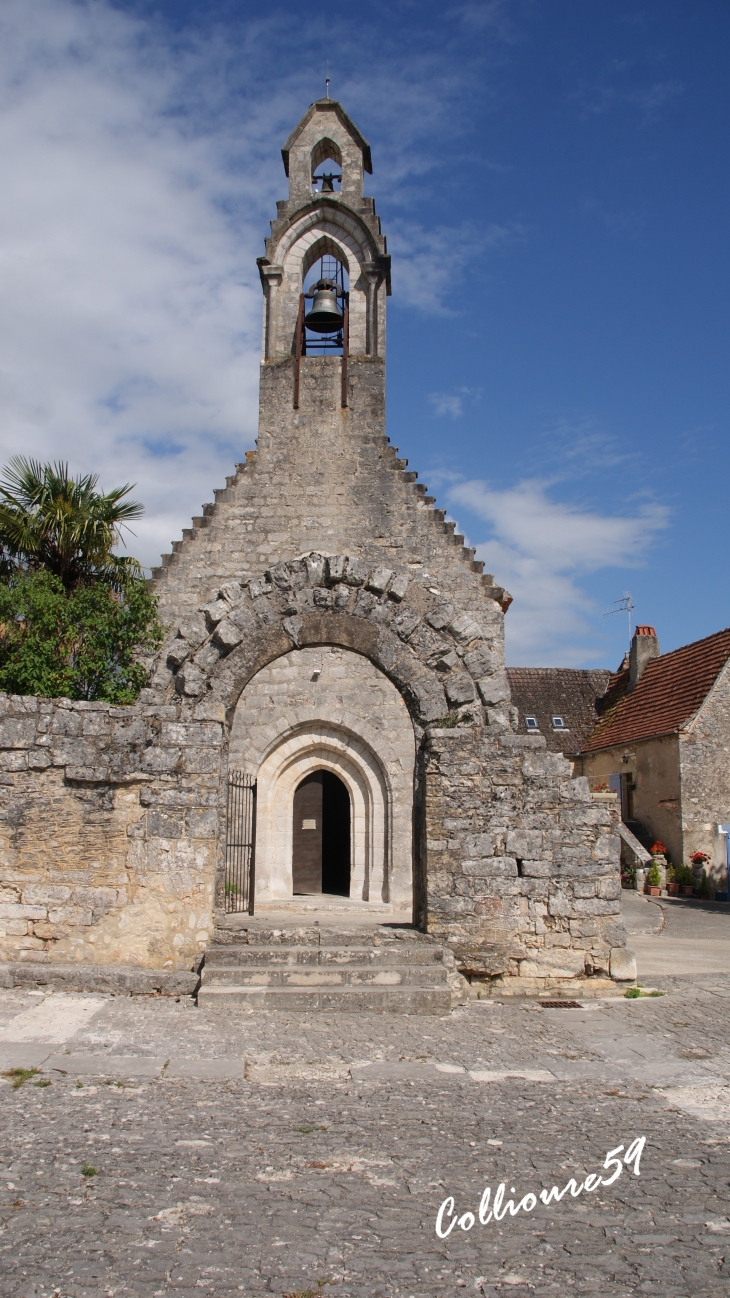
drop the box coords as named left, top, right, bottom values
left=448, top=477, right=669, bottom=665
left=387, top=219, right=523, bottom=313
left=427, top=387, right=482, bottom=419
left=0, top=0, right=514, bottom=569
left=0, top=0, right=285, bottom=567
left=573, top=75, right=684, bottom=126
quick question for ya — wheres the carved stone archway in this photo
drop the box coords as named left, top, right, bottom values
left=227, top=644, right=416, bottom=906
left=152, top=551, right=512, bottom=730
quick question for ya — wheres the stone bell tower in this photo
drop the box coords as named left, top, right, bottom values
left=145, top=100, right=629, bottom=995
left=0, top=100, right=630, bottom=1000
left=152, top=98, right=496, bottom=622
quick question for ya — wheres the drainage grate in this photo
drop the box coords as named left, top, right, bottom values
left=539, top=999, right=584, bottom=1009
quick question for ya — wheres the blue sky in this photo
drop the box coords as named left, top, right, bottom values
left=0, top=1, right=727, bottom=666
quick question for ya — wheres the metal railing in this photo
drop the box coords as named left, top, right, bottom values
left=224, top=772, right=257, bottom=914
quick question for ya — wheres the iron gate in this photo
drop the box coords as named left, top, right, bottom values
left=224, top=772, right=257, bottom=914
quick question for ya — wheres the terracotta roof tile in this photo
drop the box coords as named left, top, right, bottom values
left=506, top=668, right=611, bottom=754
left=581, top=626, right=730, bottom=752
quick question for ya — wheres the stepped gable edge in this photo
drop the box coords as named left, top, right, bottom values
left=150, top=435, right=511, bottom=626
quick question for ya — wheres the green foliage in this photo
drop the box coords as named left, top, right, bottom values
left=676, top=863, right=694, bottom=887
left=81, top=1161, right=97, bottom=1178
left=2, top=1067, right=39, bottom=1089
left=646, top=862, right=661, bottom=887
left=0, top=457, right=143, bottom=591
left=0, top=569, right=162, bottom=704
left=698, top=871, right=711, bottom=899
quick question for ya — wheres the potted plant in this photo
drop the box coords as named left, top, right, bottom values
left=645, top=861, right=662, bottom=896
left=665, top=864, right=679, bottom=896
left=697, top=870, right=711, bottom=899
left=646, top=842, right=668, bottom=890
left=621, top=863, right=636, bottom=890
left=690, top=850, right=711, bottom=892
left=675, top=863, right=694, bottom=895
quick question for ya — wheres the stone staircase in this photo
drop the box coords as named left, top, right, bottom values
left=197, top=924, right=463, bottom=1014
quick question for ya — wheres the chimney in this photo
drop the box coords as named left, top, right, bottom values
left=629, top=625, right=660, bottom=687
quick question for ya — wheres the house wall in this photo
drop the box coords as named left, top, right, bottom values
left=577, top=734, right=682, bottom=866
left=679, top=658, right=730, bottom=889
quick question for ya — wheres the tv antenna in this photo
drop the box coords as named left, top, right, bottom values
left=604, top=591, right=635, bottom=648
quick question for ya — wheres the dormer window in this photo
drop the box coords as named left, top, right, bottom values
left=525, top=716, right=539, bottom=730
left=552, top=715, right=568, bottom=730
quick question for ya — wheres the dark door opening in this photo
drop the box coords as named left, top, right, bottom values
left=292, top=770, right=351, bottom=896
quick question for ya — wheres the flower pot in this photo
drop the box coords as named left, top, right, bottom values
left=667, top=883, right=679, bottom=895
left=681, top=886, right=694, bottom=896
left=645, top=885, right=661, bottom=897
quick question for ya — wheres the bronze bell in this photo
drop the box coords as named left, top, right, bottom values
left=305, top=280, right=343, bottom=333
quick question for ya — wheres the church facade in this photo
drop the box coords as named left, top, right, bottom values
left=0, top=101, right=630, bottom=997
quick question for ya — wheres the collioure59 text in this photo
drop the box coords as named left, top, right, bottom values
left=435, top=1137, right=646, bottom=1237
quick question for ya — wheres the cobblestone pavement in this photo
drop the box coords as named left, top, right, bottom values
left=1, top=901, right=730, bottom=1297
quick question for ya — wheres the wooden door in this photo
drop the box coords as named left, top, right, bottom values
left=292, top=772, right=323, bottom=894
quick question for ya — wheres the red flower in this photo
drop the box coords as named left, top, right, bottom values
left=650, top=841, right=667, bottom=855
left=690, top=850, right=711, bottom=864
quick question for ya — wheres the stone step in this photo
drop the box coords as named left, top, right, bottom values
left=203, top=943, right=445, bottom=968
left=249, top=898, right=397, bottom=914
left=201, top=964, right=449, bottom=989
left=196, top=984, right=452, bottom=1014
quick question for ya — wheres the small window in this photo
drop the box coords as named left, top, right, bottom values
left=552, top=715, right=568, bottom=730
left=525, top=716, right=539, bottom=730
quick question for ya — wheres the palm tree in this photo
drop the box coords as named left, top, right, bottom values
left=0, top=457, right=145, bottom=591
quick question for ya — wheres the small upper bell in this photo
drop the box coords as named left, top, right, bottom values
left=305, top=280, right=343, bottom=333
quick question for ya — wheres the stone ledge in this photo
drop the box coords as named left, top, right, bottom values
left=472, top=975, right=623, bottom=999
left=0, top=962, right=200, bottom=996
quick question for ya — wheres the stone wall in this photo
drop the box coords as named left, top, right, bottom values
left=422, top=728, right=625, bottom=989
left=0, top=551, right=625, bottom=989
left=0, top=692, right=222, bottom=974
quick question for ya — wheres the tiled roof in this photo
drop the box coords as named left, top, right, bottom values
left=506, top=668, right=612, bottom=754
left=581, top=626, right=730, bottom=752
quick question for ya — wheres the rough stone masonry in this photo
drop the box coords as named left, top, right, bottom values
left=0, top=98, right=629, bottom=996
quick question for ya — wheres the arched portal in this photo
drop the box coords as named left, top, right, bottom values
left=228, top=645, right=416, bottom=909
left=292, top=769, right=351, bottom=896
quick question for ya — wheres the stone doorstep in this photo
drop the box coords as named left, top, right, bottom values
left=239, top=898, right=402, bottom=915
left=211, top=924, right=434, bottom=947
left=202, top=943, right=446, bottom=966
left=196, top=984, right=452, bottom=1014
left=200, top=965, right=450, bottom=989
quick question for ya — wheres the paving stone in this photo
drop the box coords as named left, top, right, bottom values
left=0, top=940, right=729, bottom=1296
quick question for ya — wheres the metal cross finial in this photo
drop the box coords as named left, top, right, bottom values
left=325, top=61, right=330, bottom=99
